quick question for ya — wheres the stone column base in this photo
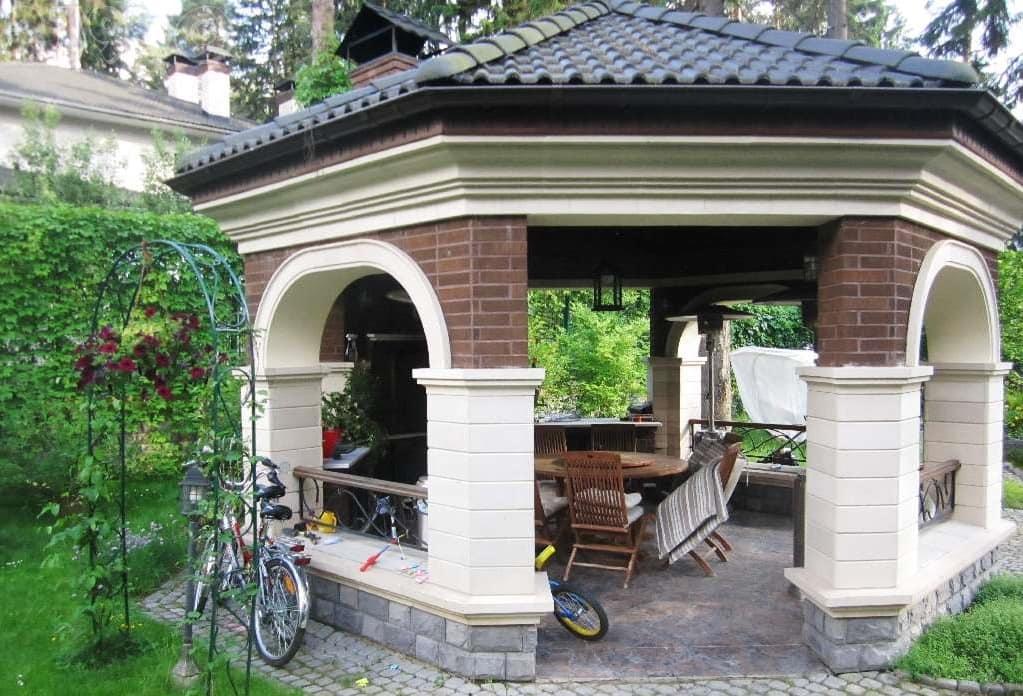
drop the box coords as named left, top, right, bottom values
left=309, top=573, right=538, bottom=681
left=801, top=548, right=1000, bottom=672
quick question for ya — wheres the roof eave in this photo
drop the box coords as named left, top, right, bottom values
left=166, top=85, right=1023, bottom=196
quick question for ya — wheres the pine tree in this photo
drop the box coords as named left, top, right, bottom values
left=79, top=0, right=146, bottom=75
left=0, top=0, right=61, bottom=61
left=166, top=0, right=231, bottom=50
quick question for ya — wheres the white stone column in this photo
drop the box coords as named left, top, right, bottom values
left=791, top=366, right=931, bottom=592
left=413, top=368, right=544, bottom=597
left=923, top=362, right=1011, bottom=529
left=251, top=366, right=327, bottom=515
left=649, top=356, right=705, bottom=457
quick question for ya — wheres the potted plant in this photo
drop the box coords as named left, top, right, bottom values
left=321, top=391, right=345, bottom=458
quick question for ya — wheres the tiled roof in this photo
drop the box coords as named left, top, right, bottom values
left=175, top=0, right=983, bottom=175
left=0, top=63, right=254, bottom=133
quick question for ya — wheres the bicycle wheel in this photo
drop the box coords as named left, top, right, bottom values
left=253, top=558, right=306, bottom=667
left=191, top=535, right=219, bottom=615
left=552, top=583, right=608, bottom=641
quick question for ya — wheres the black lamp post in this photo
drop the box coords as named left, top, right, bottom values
left=171, top=461, right=210, bottom=688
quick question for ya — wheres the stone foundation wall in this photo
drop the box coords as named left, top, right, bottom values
left=308, top=573, right=537, bottom=681
left=801, top=548, right=1000, bottom=672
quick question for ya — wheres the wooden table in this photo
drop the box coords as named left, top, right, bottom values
left=535, top=451, right=688, bottom=480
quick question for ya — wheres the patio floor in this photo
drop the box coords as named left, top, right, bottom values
left=536, top=509, right=824, bottom=679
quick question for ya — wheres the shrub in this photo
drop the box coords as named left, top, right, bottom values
left=899, top=597, right=1023, bottom=683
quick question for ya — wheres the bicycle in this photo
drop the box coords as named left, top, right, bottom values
left=192, top=458, right=311, bottom=667
left=535, top=545, right=609, bottom=641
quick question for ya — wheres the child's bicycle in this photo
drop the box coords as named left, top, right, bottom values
left=535, top=545, right=608, bottom=640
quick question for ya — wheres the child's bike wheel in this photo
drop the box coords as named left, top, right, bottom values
left=552, top=584, right=608, bottom=641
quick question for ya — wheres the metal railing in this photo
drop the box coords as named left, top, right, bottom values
left=686, top=419, right=807, bottom=465
left=293, top=467, right=429, bottom=550
left=919, top=460, right=960, bottom=528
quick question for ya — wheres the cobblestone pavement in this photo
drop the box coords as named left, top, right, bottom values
left=143, top=500, right=1023, bottom=696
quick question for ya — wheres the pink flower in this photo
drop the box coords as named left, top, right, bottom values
left=99, top=341, right=118, bottom=354
left=156, top=384, right=173, bottom=400
left=74, top=355, right=93, bottom=370
left=98, top=325, right=117, bottom=341
left=155, top=353, right=170, bottom=368
left=132, top=342, right=148, bottom=357
left=144, top=306, right=158, bottom=318
left=189, top=366, right=206, bottom=380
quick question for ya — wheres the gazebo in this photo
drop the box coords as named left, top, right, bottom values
left=168, top=0, right=1023, bottom=681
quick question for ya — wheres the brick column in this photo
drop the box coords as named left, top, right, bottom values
left=924, top=363, right=1011, bottom=529
left=649, top=356, right=705, bottom=457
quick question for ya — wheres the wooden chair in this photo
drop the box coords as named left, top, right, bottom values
left=590, top=424, right=636, bottom=452
left=562, top=451, right=647, bottom=588
left=534, top=479, right=567, bottom=547
left=707, top=443, right=742, bottom=555
left=535, top=426, right=568, bottom=456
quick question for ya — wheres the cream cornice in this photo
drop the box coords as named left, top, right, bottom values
left=194, top=135, right=1023, bottom=255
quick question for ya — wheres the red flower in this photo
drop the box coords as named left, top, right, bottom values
left=98, top=325, right=117, bottom=341
left=189, top=366, right=206, bottom=380
left=144, top=306, right=158, bottom=318
left=156, top=384, right=173, bottom=400
left=74, top=355, right=93, bottom=370
left=155, top=353, right=170, bottom=368
left=112, top=357, right=137, bottom=373
left=99, top=341, right=118, bottom=354
left=132, top=342, right=148, bottom=357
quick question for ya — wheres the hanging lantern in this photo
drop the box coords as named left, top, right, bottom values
left=592, top=262, right=623, bottom=312
left=180, top=461, right=211, bottom=517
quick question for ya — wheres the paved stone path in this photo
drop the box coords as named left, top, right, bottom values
left=144, top=492, right=1023, bottom=696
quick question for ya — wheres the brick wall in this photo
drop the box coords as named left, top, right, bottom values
left=816, top=218, right=943, bottom=367
left=349, top=53, right=418, bottom=88
left=244, top=216, right=529, bottom=370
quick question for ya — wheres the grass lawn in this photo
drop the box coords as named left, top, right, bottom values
left=899, top=575, right=1023, bottom=684
left=1006, top=478, right=1023, bottom=510
left=0, top=479, right=298, bottom=696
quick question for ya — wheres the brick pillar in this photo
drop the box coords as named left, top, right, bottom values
left=924, top=363, right=1011, bottom=529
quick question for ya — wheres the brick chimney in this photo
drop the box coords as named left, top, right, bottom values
left=197, top=46, right=231, bottom=119
left=349, top=53, right=419, bottom=89
left=163, top=53, right=199, bottom=104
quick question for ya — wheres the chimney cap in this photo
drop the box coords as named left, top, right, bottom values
left=275, top=78, right=296, bottom=92
left=163, top=52, right=197, bottom=65
left=197, top=45, right=232, bottom=62
left=338, top=1, right=449, bottom=65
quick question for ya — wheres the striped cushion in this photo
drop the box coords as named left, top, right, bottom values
left=655, top=460, right=728, bottom=564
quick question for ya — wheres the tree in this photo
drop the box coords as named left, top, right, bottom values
left=0, top=0, right=61, bottom=61
left=230, top=0, right=312, bottom=121
left=827, top=0, right=848, bottom=39
left=165, top=0, right=231, bottom=50
left=312, top=0, right=334, bottom=55
left=79, top=0, right=147, bottom=76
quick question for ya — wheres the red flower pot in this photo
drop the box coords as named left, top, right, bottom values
left=322, top=428, right=341, bottom=458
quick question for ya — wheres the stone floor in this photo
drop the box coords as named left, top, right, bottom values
left=142, top=502, right=1023, bottom=696
left=537, top=510, right=821, bottom=678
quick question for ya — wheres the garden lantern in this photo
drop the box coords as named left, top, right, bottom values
left=592, top=261, right=623, bottom=312
left=180, top=460, right=210, bottom=517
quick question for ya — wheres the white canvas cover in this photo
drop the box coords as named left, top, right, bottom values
left=730, top=347, right=817, bottom=425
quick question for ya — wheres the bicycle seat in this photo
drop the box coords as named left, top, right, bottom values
left=255, top=482, right=286, bottom=501
left=261, top=503, right=292, bottom=521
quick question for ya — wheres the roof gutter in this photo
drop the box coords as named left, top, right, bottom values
left=166, top=84, right=1023, bottom=196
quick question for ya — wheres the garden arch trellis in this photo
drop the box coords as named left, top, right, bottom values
left=81, top=239, right=260, bottom=694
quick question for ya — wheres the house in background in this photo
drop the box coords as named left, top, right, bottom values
left=0, top=49, right=252, bottom=192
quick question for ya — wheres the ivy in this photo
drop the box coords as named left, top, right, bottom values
left=0, top=201, right=240, bottom=499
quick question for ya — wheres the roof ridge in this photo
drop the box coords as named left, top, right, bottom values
left=604, top=0, right=978, bottom=85
left=414, top=1, right=610, bottom=83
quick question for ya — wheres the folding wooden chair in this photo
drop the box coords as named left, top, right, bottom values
left=562, top=451, right=647, bottom=588
left=534, top=479, right=567, bottom=547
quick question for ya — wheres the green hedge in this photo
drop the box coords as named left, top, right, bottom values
left=0, top=201, right=239, bottom=498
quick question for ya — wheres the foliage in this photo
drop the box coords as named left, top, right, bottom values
left=0, top=0, right=61, bottom=61
left=899, top=595, right=1023, bottom=683
left=999, top=251, right=1023, bottom=437
left=230, top=0, right=314, bottom=121
left=80, top=0, right=148, bottom=76
left=322, top=390, right=346, bottom=430
left=0, top=480, right=296, bottom=694
left=0, top=201, right=238, bottom=499
left=4, top=102, right=193, bottom=214
left=975, top=575, right=1023, bottom=606
left=731, top=304, right=816, bottom=351
left=1004, top=478, right=1023, bottom=510
left=294, top=35, right=351, bottom=106
left=530, top=290, right=650, bottom=417
left=331, top=361, right=388, bottom=460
